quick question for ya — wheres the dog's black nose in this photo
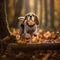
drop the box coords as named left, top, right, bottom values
left=30, top=16, right=32, bottom=19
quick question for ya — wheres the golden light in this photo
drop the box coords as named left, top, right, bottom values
left=29, top=0, right=34, bottom=12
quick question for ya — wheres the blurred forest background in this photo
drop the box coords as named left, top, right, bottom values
left=0, top=0, right=60, bottom=38
left=6, top=0, right=60, bottom=29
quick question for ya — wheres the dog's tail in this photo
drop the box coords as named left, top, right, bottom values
left=18, top=17, right=25, bottom=26
left=18, top=17, right=24, bottom=35
left=18, top=17, right=25, bottom=21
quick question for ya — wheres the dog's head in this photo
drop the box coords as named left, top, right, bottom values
left=24, top=12, right=39, bottom=26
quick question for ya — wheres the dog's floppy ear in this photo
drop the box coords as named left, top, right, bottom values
left=35, top=16, right=39, bottom=25
left=24, top=15, right=27, bottom=20
left=23, top=15, right=27, bottom=23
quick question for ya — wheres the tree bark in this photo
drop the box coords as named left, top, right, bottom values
left=50, top=0, right=54, bottom=29
left=8, top=43, right=60, bottom=51
left=40, top=0, right=42, bottom=28
left=11, top=0, right=23, bottom=28
left=0, top=0, right=10, bottom=39
left=44, top=0, right=48, bottom=28
left=34, top=0, right=37, bottom=14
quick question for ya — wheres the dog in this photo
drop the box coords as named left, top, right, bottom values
left=18, top=12, right=39, bottom=39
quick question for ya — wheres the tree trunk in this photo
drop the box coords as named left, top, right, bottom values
left=44, top=0, right=48, bottom=28
left=40, top=0, right=42, bottom=28
left=34, top=0, right=37, bottom=14
left=11, top=0, right=23, bottom=28
left=50, top=0, right=54, bottom=29
left=0, top=0, right=10, bottom=39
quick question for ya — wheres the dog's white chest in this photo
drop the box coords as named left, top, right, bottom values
left=24, top=23, right=36, bottom=31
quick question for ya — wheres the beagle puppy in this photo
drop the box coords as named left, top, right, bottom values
left=18, top=12, right=39, bottom=39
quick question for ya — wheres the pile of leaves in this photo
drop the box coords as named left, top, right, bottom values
left=11, top=28, right=60, bottom=44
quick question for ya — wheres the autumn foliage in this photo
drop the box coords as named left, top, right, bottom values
left=10, top=28, right=60, bottom=44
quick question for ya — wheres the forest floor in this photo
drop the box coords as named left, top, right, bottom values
left=0, top=29, right=60, bottom=60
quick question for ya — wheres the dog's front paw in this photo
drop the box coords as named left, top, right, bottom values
left=25, top=35, right=30, bottom=39
left=33, top=33, right=37, bottom=36
left=26, top=37, right=30, bottom=40
left=34, top=34, right=37, bottom=36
